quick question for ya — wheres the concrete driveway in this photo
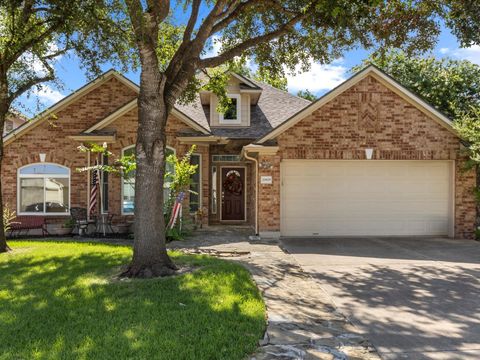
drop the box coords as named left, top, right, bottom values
left=280, top=237, right=480, bottom=360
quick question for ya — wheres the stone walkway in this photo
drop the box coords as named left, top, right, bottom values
left=169, top=227, right=380, bottom=360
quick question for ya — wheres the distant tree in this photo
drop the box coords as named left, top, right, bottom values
left=0, top=1, right=132, bottom=253
left=107, top=0, right=480, bottom=277
left=359, top=50, right=480, bottom=120
left=297, top=89, right=317, bottom=101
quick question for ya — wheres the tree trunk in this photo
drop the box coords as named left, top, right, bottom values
left=120, top=43, right=176, bottom=278
left=0, top=80, right=10, bottom=253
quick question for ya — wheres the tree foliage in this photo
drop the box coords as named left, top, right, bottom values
left=360, top=50, right=480, bottom=120
left=453, top=108, right=480, bottom=166
left=297, top=89, right=317, bottom=101
left=0, top=0, right=134, bottom=253
left=0, top=1, right=134, bottom=111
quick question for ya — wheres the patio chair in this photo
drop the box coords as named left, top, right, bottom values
left=70, top=207, right=89, bottom=236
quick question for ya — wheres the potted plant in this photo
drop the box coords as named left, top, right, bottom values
left=55, top=218, right=74, bottom=236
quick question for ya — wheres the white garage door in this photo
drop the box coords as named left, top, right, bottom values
left=281, top=160, right=453, bottom=237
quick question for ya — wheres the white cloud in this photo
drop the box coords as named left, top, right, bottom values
left=286, top=60, right=347, bottom=94
left=32, top=84, right=65, bottom=104
left=203, top=35, right=222, bottom=58
left=438, top=45, right=480, bottom=65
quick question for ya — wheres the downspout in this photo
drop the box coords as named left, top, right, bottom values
left=243, top=150, right=259, bottom=235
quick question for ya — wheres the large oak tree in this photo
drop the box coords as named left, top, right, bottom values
left=0, top=0, right=133, bottom=253
left=113, top=0, right=480, bottom=277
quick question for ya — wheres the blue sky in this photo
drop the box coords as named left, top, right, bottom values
left=18, top=24, right=480, bottom=117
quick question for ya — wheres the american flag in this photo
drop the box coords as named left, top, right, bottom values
left=89, top=162, right=99, bottom=216
left=168, top=192, right=185, bottom=229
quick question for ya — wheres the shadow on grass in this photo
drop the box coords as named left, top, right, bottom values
left=0, top=242, right=265, bottom=360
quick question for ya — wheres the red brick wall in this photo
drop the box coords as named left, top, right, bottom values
left=2, top=73, right=214, bottom=229
left=2, top=77, right=137, bottom=224
left=257, top=75, right=476, bottom=239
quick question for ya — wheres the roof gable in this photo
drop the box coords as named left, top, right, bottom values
left=4, top=69, right=138, bottom=146
left=256, top=65, right=457, bottom=144
left=84, top=98, right=211, bottom=135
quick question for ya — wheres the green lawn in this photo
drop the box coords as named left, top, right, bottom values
left=0, top=241, right=265, bottom=360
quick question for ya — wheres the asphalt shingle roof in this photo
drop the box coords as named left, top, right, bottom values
left=174, top=76, right=311, bottom=139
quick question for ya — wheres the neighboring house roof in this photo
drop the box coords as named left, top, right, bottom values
left=256, top=65, right=457, bottom=144
left=3, top=109, right=28, bottom=136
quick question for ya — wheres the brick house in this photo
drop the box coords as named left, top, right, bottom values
left=2, top=65, right=476, bottom=239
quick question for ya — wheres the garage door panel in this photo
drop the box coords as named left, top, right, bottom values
left=281, top=161, right=452, bottom=237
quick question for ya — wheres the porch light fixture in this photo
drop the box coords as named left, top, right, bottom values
left=39, top=153, right=46, bottom=162
left=259, top=160, right=272, bottom=170
left=365, top=148, right=374, bottom=160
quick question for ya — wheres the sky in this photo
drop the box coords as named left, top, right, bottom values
left=17, top=23, right=480, bottom=117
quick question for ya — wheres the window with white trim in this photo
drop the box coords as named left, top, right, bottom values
left=189, top=154, right=201, bottom=213
left=18, top=163, right=70, bottom=215
left=219, top=94, right=241, bottom=124
left=211, top=166, right=217, bottom=214
left=121, top=146, right=175, bottom=214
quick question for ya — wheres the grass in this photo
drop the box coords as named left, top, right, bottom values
left=0, top=241, right=266, bottom=360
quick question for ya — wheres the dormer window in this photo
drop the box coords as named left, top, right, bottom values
left=219, top=94, right=241, bottom=125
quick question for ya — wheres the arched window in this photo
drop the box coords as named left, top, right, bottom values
left=121, top=146, right=175, bottom=215
left=18, top=163, right=70, bottom=215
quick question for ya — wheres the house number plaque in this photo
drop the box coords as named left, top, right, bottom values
left=260, top=176, right=273, bottom=184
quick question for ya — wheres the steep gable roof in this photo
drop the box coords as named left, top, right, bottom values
left=256, top=65, right=457, bottom=144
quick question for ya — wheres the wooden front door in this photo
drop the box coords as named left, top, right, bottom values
left=221, top=167, right=245, bottom=221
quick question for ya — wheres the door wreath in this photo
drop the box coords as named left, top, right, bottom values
left=223, top=171, right=243, bottom=196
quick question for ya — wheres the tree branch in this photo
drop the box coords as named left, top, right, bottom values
left=8, top=73, right=55, bottom=103
left=164, top=0, right=228, bottom=92
left=210, top=0, right=262, bottom=34
left=210, top=0, right=301, bottom=35
left=20, top=0, right=35, bottom=27
left=146, top=0, right=170, bottom=25
left=199, top=14, right=305, bottom=68
left=183, top=0, right=201, bottom=42
left=5, top=20, right=64, bottom=69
